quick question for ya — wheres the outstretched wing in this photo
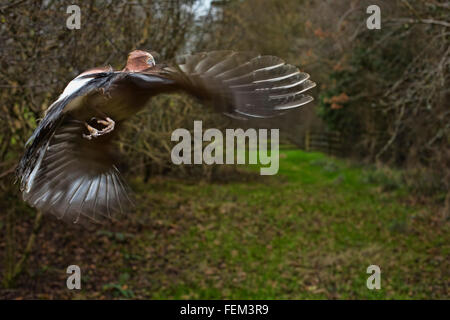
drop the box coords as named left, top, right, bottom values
left=21, top=117, right=133, bottom=226
left=161, top=51, right=316, bottom=119
left=17, top=70, right=115, bottom=187
left=17, top=71, right=133, bottom=226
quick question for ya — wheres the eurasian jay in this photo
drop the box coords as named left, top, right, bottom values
left=16, top=50, right=316, bottom=225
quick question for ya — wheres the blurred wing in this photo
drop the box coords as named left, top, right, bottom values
left=18, top=71, right=115, bottom=186
left=22, top=117, right=133, bottom=226
left=162, top=51, right=316, bottom=119
left=17, top=71, right=133, bottom=226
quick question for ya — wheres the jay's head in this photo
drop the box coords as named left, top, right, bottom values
left=123, top=50, right=156, bottom=72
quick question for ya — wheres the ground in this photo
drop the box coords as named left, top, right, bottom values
left=0, top=149, right=448, bottom=299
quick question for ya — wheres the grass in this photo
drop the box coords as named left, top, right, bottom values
left=122, top=149, right=447, bottom=299
left=1, top=148, right=447, bottom=299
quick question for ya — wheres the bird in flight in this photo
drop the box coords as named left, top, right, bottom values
left=16, top=50, right=316, bottom=226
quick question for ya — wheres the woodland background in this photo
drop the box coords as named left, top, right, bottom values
left=0, top=0, right=448, bottom=299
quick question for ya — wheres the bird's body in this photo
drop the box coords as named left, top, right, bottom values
left=62, top=74, right=146, bottom=121
left=17, top=50, right=316, bottom=226
left=50, top=72, right=170, bottom=121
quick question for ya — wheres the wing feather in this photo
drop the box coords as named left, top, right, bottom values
left=20, top=116, right=131, bottom=226
left=160, top=51, right=316, bottom=119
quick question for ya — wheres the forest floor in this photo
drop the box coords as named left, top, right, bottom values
left=0, top=149, right=448, bottom=299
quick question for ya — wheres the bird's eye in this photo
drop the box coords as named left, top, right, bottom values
left=147, top=57, right=155, bottom=66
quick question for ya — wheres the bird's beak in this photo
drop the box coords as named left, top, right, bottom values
left=147, top=55, right=156, bottom=67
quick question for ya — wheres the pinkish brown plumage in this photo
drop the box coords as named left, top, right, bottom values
left=122, top=50, right=155, bottom=72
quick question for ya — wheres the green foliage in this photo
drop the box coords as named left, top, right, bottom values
left=317, top=38, right=415, bottom=137
left=317, top=71, right=354, bottom=133
left=311, top=1, right=449, bottom=199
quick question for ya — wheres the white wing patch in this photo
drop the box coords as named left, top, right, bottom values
left=44, top=75, right=93, bottom=114
left=57, top=76, right=93, bottom=102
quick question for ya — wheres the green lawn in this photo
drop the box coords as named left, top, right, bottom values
left=106, top=149, right=447, bottom=299
left=4, top=148, right=446, bottom=299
